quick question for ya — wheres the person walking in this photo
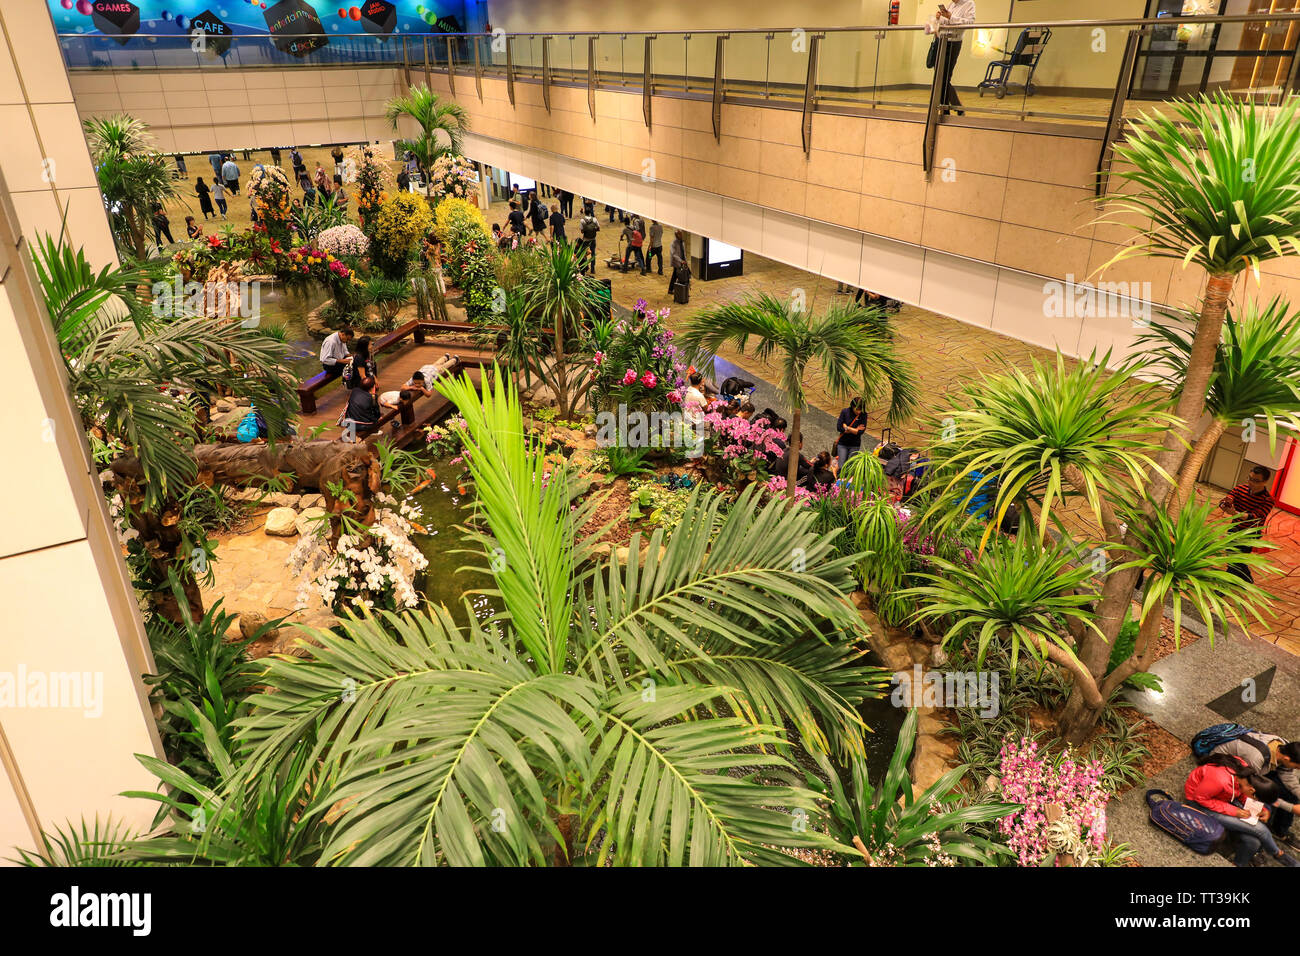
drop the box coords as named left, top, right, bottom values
left=151, top=203, right=175, bottom=248
left=934, top=1, right=976, bottom=116
left=314, top=162, right=329, bottom=193
left=507, top=200, right=527, bottom=238
left=528, top=193, right=548, bottom=235
left=208, top=151, right=223, bottom=179
left=576, top=204, right=600, bottom=275
left=194, top=177, right=215, bottom=220
left=621, top=219, right=646, bottom=273
left=668, top=230, right=690, bottom=303
left=835, top=397, right=868, bottom=471
left=301, top=177, right=317, bottom=207
left=548, top=203, right=567, bottom=243
left=269, top=146, right=282, bottom=167
left=645, top=220, right=664, bottom=275
left=557, top=188, right=573, bottom=218
left=173, top=153, right=187, bottom=176
left=331, top=145, right=346, bottom=179
left=211, top=178, right=228, bottom=218
left=1220, top=465, right=1275, bottom=582
left=221, top=155, right=240, bottom=195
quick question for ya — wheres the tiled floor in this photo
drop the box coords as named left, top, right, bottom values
left=495, top=197, right=1300, bottom=656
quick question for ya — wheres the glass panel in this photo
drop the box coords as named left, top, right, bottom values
left=686, top=33, right=718, bottom=94
left=655, top=35, right=688, bottom=93
left=624, top=34, right=646, bottom=90
left=594, top=34, right=622, bottom=88
left=816, top=30, right=885, bottom=111
left=724, top=32, right=770, bottom=99
left=767, top=29, right=809, bottom=104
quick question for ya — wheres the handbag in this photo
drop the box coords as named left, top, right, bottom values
left=926, top=37, right=938, bottom=70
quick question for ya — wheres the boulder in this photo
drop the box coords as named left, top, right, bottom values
left=264, top=506, right=299, bottom=536
left=265, top=492, right=301, bottom=509
left=230, top=487, right=265, bottom=503
left=299, top=493, right=325, bottom=509
left=238, top=610, right=277, bottom=641
left=930, top=643, right=949, bottom=667
left=215, top=399, right=237, bottom=413
left=583, top=424, right=598, bottom=438
left=296, top=506, right=328, bottom=537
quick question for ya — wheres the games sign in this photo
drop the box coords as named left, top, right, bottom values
left=91, top=0, right=140, bottom=45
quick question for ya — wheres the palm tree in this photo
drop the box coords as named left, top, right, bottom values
left=1096, top=94, right=1300, bottom=505
left=34, top=233, right=298, bottom=617
left=212, top=367, right=890, bottom=865
left=383, top=84, right=470, bottom=199
left=1138, top=298, right=1300, bottom=508
left=84, top=114, right=181, bottom=259
left=680, top=294, right=917, bottom=499
left=521, top=241, right=606, bottom=417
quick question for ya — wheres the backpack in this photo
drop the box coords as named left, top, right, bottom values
left=580, top=217, right=599, bottom=241
left=1190, top=723, right=1260, bottom=763
left=882, top=449, right=917, bottom=478
left=236, top=410, right=262, bottom=443
left=876, top=441, right=901, bottom=462
left=1145, top=790, right=1224, bottom=855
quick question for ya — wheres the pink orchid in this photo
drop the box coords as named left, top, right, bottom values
left=640, top=371, right=657, bottom=388
left=621, top=369, right=637, bottom=386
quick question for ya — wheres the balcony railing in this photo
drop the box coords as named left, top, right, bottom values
left=58, top=12, right=1300, bottom=187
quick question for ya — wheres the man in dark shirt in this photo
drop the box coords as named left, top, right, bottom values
left=1220, top=464, right=1275, bottom=582
left=548, top=204, right=566, bottom=243
left=507, top=201, right=526, bottom=237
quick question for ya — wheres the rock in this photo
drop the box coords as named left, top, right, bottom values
left=264, top=507, right=299, bottom=536
left=296, top=506, right=328, bottom=537
left=583, top=424, right=598, bottom=438
left=98, top=468, right=115, bottom=486
left=907, top=642, right=931, bottom=665
left=235, top=397, right=252, bottom=407
left=215, top=399, right=236, bottom=413
left=230, top=487, right=265, bottom=503
left=299, top=494, right=325, bottom=509
left=930, top=643, right=949, bottom=667
left=881, top=643, right=913, bottom=672
left=849, top=590, right=871, bottom=611
left=984, top=773, right=999, bottom=794
left=910, top=736, right=957, bottom=792
left=266, top=492, right=301, bottom=509
left=238, top=610, right=276, bottom=641
left=588, top=541, right=613, bottom=559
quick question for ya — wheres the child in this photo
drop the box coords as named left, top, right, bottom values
left=185, top=216, right=203, bottom=240
left=379, top=370, right=433, bottom=409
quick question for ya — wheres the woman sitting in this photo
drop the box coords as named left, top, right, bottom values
left=1185, top=756, right=1300, bottom=867
left=807, top=451, right=839, bottom=490
left=342, top=336, right=376, bottom=392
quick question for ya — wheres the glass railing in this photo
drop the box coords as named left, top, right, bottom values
left=58, top=12, right=1300, bottom=132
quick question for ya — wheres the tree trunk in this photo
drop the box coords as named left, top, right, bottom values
left=1058, top=269, right=1237, bottom=743
left=553, top=306, right=570, bottom=418
left=1171, top=418, right=1228, bottom=514
left=785, top=407, right=802, bottom=500
left=124, top=204, right=148, bottom=260
left=1149, top=271, right=1236, bottom=506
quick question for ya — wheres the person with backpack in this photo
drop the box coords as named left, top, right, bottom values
left=621, top=220, right=646, bottom=273
left=1202, top=725, right=1300, bottom=849
left=1185, top=755, right=1300, bottom=866
left=576, top=205, right=600, bottom=275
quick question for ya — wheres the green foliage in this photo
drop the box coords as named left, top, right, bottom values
left=384, top=84, right=469, bottom=197
left=1104, top=615, right=1163, bottom=693
left=363, top=276, right=411, bottom=331
left=601, top=444, right=655, bottom=478
left=809, top=710, right=1016, bottom=866
left=84, top=114, right=181, bottom=258
left=1097, top=93, right=1300, bottom=276
left=12, top=816, right=141, bottom=867
left=291, top=193, right=349, bottom=243
left=373, top=438, right=426, bottom=497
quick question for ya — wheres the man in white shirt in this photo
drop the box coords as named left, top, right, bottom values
left=319, top=325, right=353, bottom=381
left=221, top=156, right=240, bottom=195
left=936, top=1, right=976, bottom=115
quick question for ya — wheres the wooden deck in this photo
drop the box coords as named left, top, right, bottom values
left=300, top=336, right=498, bottom=448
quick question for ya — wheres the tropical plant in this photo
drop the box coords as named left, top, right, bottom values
left=84, top=114, right=181, bottom=259
left=1138, top=297, right=1300, bottom=506
left=220, top=367, right=888, bottom=865
left=363, top=276, right=410, bottom=331
left=370, top=191, right=435, bottom=279
left=590, top=301, right=689, bottom=412
left=383, top=84, right=470, bottom=198
left=521, top=242, right=609, bottom=417
left=246, top=164, right=294, bottom=242
left=293, top=195, right=350, bottom=244
left=427, top=153, right=478, bottom=203
left=34, top=233, right=297, bottom=617
left=680, top=294, right=917, bottom=499
left=809, top=709, right=1016, bottom=866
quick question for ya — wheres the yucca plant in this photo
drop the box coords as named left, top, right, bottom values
left=921, top=352, right=1175, bottom=547
left=809, top=710, right=1016, bottom=866
left=521, top=242, right=608, bottom=417
left=217, top=367, right=889, bottom=866
left=680, top=294, right=917, bottom=500
left=1097, top=94, right=1300, bottom=498
left=1138, top=297, right=1300, bottom=507
left=907, top=534, right=1102, bottom=692
left=1100, top=500, right=1274, bottom=697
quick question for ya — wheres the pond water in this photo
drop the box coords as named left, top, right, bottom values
left=405, top=452, right=905, bottom=780
left=254, top=281, right=332, bottom=381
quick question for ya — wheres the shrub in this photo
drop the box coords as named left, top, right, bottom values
left=590, top=302, right=689, bottom=411
left=998, top=737, right=1109, bottom=866
left=371, top=191, right=434, bottom=279
left=317, top=223, right=370, bottom=259
left=246, top=164, right=294, bottom=244
left=434, top=195, right=490, bottom=247
left=427, top=154, right=478, bottom=204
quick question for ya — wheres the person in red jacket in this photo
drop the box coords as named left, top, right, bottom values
left=1185, top=757, right=1299, bottom=867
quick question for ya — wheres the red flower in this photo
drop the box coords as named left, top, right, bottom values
left=640, top=371, right=657, bottom=389
left=206, top=234, right=223, bottom=249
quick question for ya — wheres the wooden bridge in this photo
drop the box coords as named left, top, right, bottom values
left=296, top=318, right=503, bottom=448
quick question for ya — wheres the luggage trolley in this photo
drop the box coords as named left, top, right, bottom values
left=977, top=27, right=1051, bottom=100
